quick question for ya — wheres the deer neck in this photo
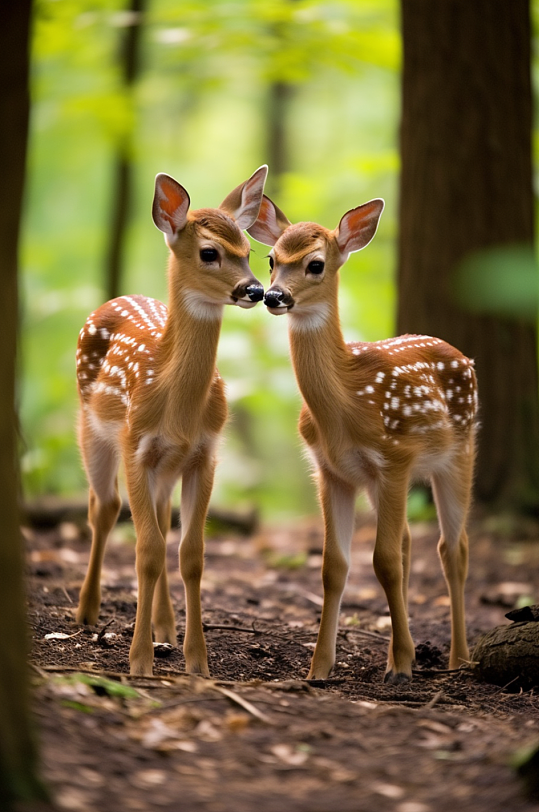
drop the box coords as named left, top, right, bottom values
left=287, top=297, right=351, bottom=429
left=155, top=269, right=223, bottom=422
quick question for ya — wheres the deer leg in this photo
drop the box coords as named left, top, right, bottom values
left=373, top=476, right=416, bottom=683
left=402, top=520, right=412, bottom=613
left=151, top=491, right=177, bottom=646
left=308, top=469, right=356, bottom=680
left=369, top=482, right=412, bottom=617
left=431, top=449, right=473, bottom=669
left=76, top=425, right=121, bottom=626
left=125, top=465, right=166, bottom=677
left=178, top=446, right=216, bottom=677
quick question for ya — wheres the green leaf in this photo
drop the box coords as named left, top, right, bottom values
left=58, top=673, right=141, bottom=700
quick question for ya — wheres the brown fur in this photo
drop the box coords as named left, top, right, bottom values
left=257, top=203, right=477, bottom=684
left=75, top=169, right=266, bottom=677
left=191, top=208, right=250, bottom=256
left=274, top=223, right=328, bottom=265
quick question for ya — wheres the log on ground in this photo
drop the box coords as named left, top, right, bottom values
left=472, top=621, right=539, bottom=690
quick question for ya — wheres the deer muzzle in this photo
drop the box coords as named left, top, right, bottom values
left=264, top=287, right=293, bottom=315
left=231, top=280, right=265, bottom=308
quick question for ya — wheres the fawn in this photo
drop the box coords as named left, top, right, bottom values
left=76, top=166, right=268, bottom=676
left=248, top=195, right=478, bottom=683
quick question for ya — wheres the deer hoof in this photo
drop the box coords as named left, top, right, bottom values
left=384, top=669, right=412, bottom=685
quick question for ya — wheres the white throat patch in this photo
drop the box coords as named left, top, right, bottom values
left=182, top=290, right=224, bottom=321
left=288, top=302, right=330, bottom=332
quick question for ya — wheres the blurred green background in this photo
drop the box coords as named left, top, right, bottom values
left=21, top=0, right=535, bottom=520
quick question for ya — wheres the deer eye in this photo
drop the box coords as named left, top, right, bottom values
left=200, top=248, right=218, bottom=263
left=268, top=256, right=274, bottom=271
left=307, top=260, right=324, bottom=275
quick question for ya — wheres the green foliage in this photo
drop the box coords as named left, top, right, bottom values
left=453, top=245, right=539, bottom=322
left=264, top=550, right=309, bottom=570
left=51, top=673, right=143, bottom=715
left=406, top=487, right=437, bottom=523
left=60, top=672, right=141, bottom=699
left=512, top=741, right=539, bottom=801
left=147, top=0, right=400, bottom=86
left=23, top=0, right=400, bottom=517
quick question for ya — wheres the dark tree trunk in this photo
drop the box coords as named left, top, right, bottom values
left=265, top=81, right=295, bottom=199
left=105, top=0, right=145, bottom=301
left=398, top=0, right=539, bottom=510
left=0, top=1, right=49, bottom=806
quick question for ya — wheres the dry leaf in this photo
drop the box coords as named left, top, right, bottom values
left=371, top=782, right=405, bottom=799
left=270, top=743, right=309, bottom=766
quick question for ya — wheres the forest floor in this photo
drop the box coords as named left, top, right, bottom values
left=21, top=509, right=539, bottom=812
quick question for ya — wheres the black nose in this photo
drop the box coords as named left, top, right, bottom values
left=264, top=289, right=284, bottom=307
left=246, top=283, right=264, bottom=303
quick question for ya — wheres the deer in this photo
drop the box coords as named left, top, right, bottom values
left=248, top=194, right=478, bottom=684
left=75, top=166, right=268, bottom=676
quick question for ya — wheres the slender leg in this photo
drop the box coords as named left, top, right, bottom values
left=431, top=444, right=474, bottom=669
left=178, top=446, right=216, bottom=677
left=76, top=422, right=121, bottom=626
left=125, top=464, right=166, bottom=677
left=373, top=473, right=416, bottom=683
left=152, top=492, right=177, bottom=645
left=308, top=468, right=356, bottom=680
left=369, top=482, right=412, bottom=623
left=402, top=520, right=412, bottom=613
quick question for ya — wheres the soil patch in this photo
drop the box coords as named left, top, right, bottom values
left=23, top=512, right=539, bottom=811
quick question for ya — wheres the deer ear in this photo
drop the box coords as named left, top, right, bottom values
left=246, top=195, right=291, bottom=246
left=335, top=199, right=384, bottom=256
left=153, top=174, right=190, bottom=245
left=219, top=165, right=268, bottom=229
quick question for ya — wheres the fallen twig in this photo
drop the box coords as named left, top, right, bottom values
left=203, top=622, right=259, bottom=635
left=357, top=694, right=466, bottom=710
left=96, top=618, right=116, bottom=647
left=305, top=678, right=347, bottom=688
left=423, top=690, right=444, bottom=710
left=298, top=589, right=324, bottom=607
left=343, top=627, right=391, bottom=642
left=30, top=663, right=48, bottom=679
left=412, top=667, right=464, bottom=677
left=36, top=664, right=182, bottom=686
left=213, top=685, right=272, bottom=724
left=501, top=675, right=521, bottom=692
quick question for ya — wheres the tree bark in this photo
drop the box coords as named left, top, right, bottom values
left=105, top=0, right=145, bottom=301
left=0, top=1, right=49, bottom=806
left=473, top=621, right=539, bottom=690
left=398, top=0, right=539, bottom=510
left=265, top=81, right=295, bottom=199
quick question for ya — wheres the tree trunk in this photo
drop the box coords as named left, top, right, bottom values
left=265, top=81, right=295, bottom=199
left=105, top=0, right=145, bottom=301
left=0, top=1, right=49, bottom=806
left=398, top=0, right=539, bottom=511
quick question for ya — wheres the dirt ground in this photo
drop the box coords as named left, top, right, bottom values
left=22, top=509, right=539, bottom=812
